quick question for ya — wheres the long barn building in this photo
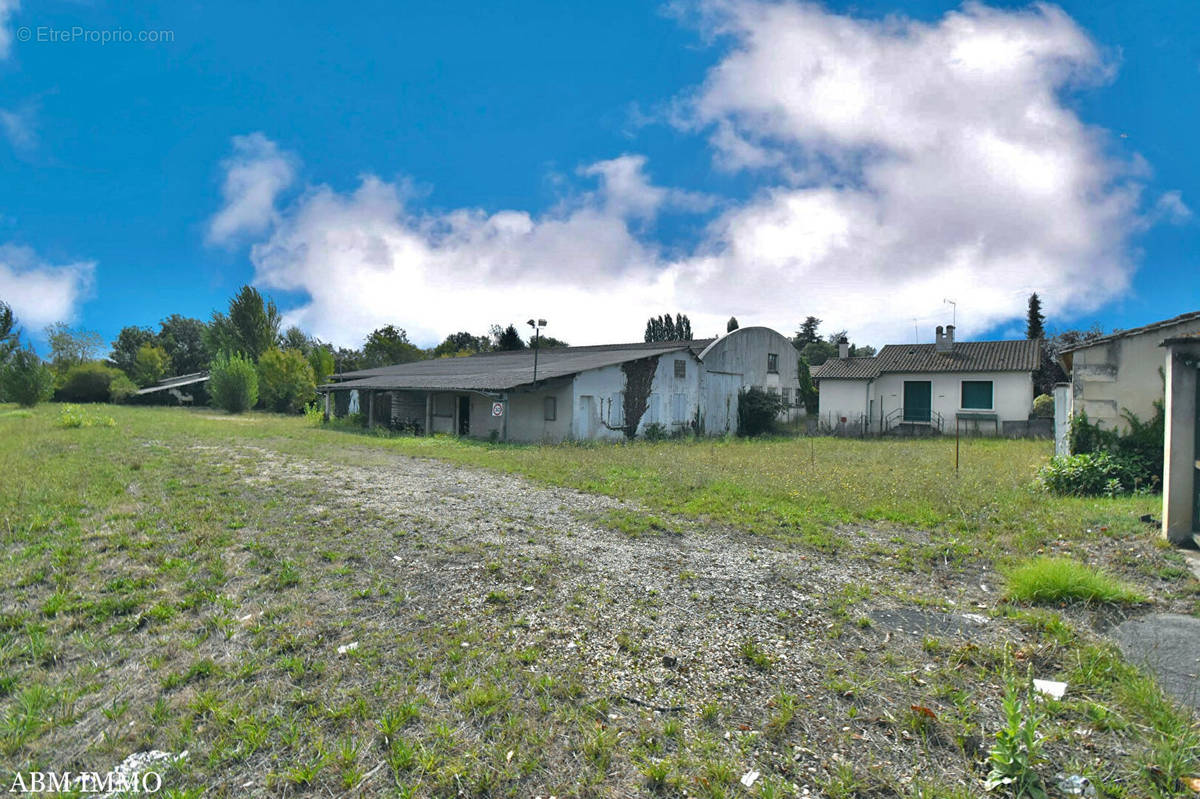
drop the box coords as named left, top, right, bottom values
left=320, top=326, right=800, bottom=442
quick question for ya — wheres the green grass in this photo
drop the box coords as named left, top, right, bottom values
left=1004, top=556, right=1147, bottom=605
left=0, top=402, right=1190, bottom=796
left=366, top=426, right=1158, bottom=559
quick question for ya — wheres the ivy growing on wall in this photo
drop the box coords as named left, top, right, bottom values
left=616, top=355, right=660, bottom=439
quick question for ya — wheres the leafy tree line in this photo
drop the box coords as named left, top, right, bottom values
left=0, top=286, right=573, bottom=413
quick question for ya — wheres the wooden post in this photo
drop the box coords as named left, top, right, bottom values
left=425, top=392, right=433, bottom=437
left=367, top=391, right=375, bottom=429
left=323, top=391, right=330, bottom=421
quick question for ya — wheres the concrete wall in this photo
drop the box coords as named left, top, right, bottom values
left=502, top=381, right=574, bottom=443
left=1162, top=340, right=1200, bottom=545
left=1068, top=317, right=1200, bottom=433
left=572, top=351, right=701, bottom=440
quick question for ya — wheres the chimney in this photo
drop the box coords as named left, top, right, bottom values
left=935, top=325, right=951, bottom=354
left=838, top=336, right=849, bottom=360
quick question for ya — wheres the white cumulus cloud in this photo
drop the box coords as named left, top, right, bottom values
left=206, top=132, right=297, bottom=246
left=249, top=156, right=692, bottom=347
left=228, top=2, right=1164, bottom=349
left=0, top=244, right=95, bottom=330
left=670, top=0, right=1141, bottom=341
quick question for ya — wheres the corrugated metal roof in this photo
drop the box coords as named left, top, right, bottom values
left=134, top=372, right=210, bottom=395
left=812, top=339, right=1040, bottom=380
left=323, top=340, right=708, bottom=392
left=1059, top=309, right=1200, bottom=354
left=811, top=357, right=880, bottom=380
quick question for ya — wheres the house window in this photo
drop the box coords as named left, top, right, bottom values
left=544, top=396, right=556, bottom=421
left=961, top=380, right=994, bottom=410
left=674, top=359, right=686, bottom=378
left=782, top=387, right=792, bottom=406
left=767, top=353, right=779, bottom=374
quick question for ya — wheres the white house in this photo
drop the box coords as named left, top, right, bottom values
left=321, top=326, right=800, bottom=443
left=811, top=326, right=1040, bottom=435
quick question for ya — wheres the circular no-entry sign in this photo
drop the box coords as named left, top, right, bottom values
left=491, top=402, right=504, bottom=417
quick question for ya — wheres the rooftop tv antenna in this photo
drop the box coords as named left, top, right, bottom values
left=943, top=298, right=957, bottom=327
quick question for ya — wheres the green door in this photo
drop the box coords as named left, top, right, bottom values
left=903, top=381, right=932, bottom=422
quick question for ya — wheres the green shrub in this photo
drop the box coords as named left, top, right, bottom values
left=1004, top=556, right=1145, bottom=605
left=56, top=362, right=128, bottom=403
left=303, top=401, right=325, bottom=426
left=1, top=347, right=54, bottom=407
left=642, top=422, right=668, bottom=441
left=1046, top=406, right=1163, bottom=496
left=258, top=347, right=317, bottom=413
left=1031, top=394, right=1053, bottom=418
left=209, top=353, right=259, bottom=413
left=109, top=374, right=139, bottom=403
left=1037, top=451, right=1143, bottom=497
left=737, top=387, right=782, bottom=437
left=1067, top=407, right=1162, bottom=485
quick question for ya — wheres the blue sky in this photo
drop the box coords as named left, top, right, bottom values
left=0, top=0, right=1196, bottom=352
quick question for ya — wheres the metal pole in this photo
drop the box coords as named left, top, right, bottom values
left=955, top=412, right=964, bottom=470
left=532, top=326, right=540, bottom=384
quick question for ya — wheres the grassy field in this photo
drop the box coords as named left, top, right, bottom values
left=347, top=420, right=1169, bottom=573
left=1, top=403, right=1196, bottom=797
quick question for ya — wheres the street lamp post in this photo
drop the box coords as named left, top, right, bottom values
left=527, top=318, right=547, bottom=383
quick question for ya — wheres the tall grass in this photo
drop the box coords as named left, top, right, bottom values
left=1004, top=556, right=1146, bottom=605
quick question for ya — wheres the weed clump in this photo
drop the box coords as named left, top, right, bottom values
left=1003, top=556, right=1145, bottom=605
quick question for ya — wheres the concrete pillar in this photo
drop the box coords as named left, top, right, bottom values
left=367, top=391, right=375, bottom=429
left=1162, top=340, right=1200, bottom=545
left=424, top=392, right=433, bottom=436
left=1053, top=382, right=1070, bottom=456
left=323, top=391, right=331, bottom=421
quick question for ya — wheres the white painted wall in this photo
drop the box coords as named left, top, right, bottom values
left=873, top=371, right=1032, bottom=429
left=572, top=351, right=701, bottom=440
left=817, top=371, right=1032, bottom=433
left=816, top=379, right=872, bottom=428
